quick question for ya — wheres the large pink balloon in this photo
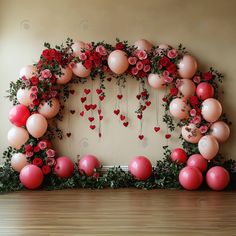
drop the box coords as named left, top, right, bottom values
left=38, top=98, right=60, bottom=119
left=134, top=39, right=153, bottom=52
left=179, top=166, right=203, bottom=190
left=108, top=50, right=129, bottom=75
left=198, top=135, right=219, bottom=160
left=11, top=153, right=28, bottom=172
left=72, top=62, right=91, bottom=78
left=17, top=88, right=33, bottom=106
left=7, top=126, right=29, bottom=149
left=210, top=121, right=230, bottom=143
left=128, top=156, right=152, bottom=181
left=201, top=98, right=222, bottom=122
left=71, top=40, right=85, bottom=57
left=19, top=65, right=37, bottom=79
left=171, top=148, right=187, bottom=164
left=187, top=154, right=208, bottom=173
left=178, top=79, right=196, bottom=98
left=26, top=114, right=48, bottom=138
left=169, top=98, right=190, bottom=120
left=206, top=166, right=230, bottom=190
left=148, top=73, right=165, bottom=89
left=181, top=124, right=202, bottom=143
left=78, top=155, right=101, bottom=176
left=20, top=164, right=44, bottom=189
left=178, top=55, right=197, bottom=79
left=54, top=156, right=74, bottom=178
left=196, top=82, right=214, bottom=100
left=9, top=104, right=30, bottom=127
left=56, top=66, right=73, bottom=84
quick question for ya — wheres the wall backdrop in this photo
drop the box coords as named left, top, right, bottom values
left=0, top=0, right=235, bottom=165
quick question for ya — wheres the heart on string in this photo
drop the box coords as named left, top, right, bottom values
left=120, top=115, right=126, bottom=121
left=84, top=89, right=91, bottom=95
left=80, top=111, right=84, bottom=117
left=90, top=125, right=96, bottom=130
left=154, top=127, right=160, bottom=132
left=117, top=94, right=123, bottom=100
left=81, top=97, right=86, bottom=103
left=88, top=117, right=94, bottom=122
left=70, top=90, right=75, bottom=95
left=70, top=110, right=75, bottom=114
left=99, top=95, right=105, bottom=101
left=66, top=133, right=72, bottom=137
left=165, top=134, right=171, bottom=139
left=145, top=101, right=151, bottom=107
left=138, top=135, right=144, bottom=140
left=107, top=77, right=112, bottom=82
left=98, top=109, right=102, bottom=115
left=99, top=115, right=103, bottom=121
left=84, top=104, right=91, bottom=111
left=96, top=89, right=102, bottom=94
left=136, top=95, right=141, bottom=100
left=137, top=114, right=143, bottom=120
left=123, top=122, right=129, bottom=127
left=114, top=109, right=120, bottom=115
left=91, top=104, right=97, bottom=110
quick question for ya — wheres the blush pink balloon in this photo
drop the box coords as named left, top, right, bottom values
left=128, top=156, right=152, bottom=181
left=11, top=153, right=28, bottom=172
left=78, top=155, right=101, bottom=176
left=210, top=121, right=230, bottom=143
left=201, top=98, right=222, bottom=122
left=187, top=154, right=208, bottom=173
left=179, top=166, right=203, bottom=190
left=171, top=148, right=187, bottom=164
left=169, top=98, right=190, bottom=120
left=206, top=166, right=230, bottom=190
left=56, top=66, right=73, bottom=84
left=26, top=114, right=48, bottom=138
left=198, top=135, right=219, bottom=160
left=20, top=164, right=44, bottom=189
left=38, top=98, right=60, bottom=119
left=71, top=62, right=91, bottom=78
left=9, top=104, right=30, bottom=127
left=54, top=156, right=74, bottom=178
left=196, top=82, right=214, bottom=100
left=158, top=44, right=170, bottom=50
left=178, top=79, right=196, bottom=98
left=178, top=55, right=197, bottom=79
left=148, top=73, right=165, bottom=89
left=7, top=126, right=29, bottom=149
left=17, top=88, right=33, bottom=106
left=19, top=65, right=37, bottom=79
left=71, top=40, right=85, bottom=57
left=108, top=50, right=129, bottom=75
left=181, top=124, right=202, bottom=143
left=134, top=39, right=153, bottom=52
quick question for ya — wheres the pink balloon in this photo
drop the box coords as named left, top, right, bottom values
left=38, top=98, right=60, bottom=119
left=128, top=156, right=152, bottom=181
left=71, top=62, right=91, bottom=78
left=169, top=98, right=190, bottom=120
left=56, top=66, right=73, bottom=84
left=148, top=73, right=165, bottom=89
left=187, top=154, right=208, bottom=172
left=196, top=82, right=214, bottom=100
left=19, top=65, right=37, bottom=79
left=108, top=50, right=129, bottom=75
left=158, top=44, right=170, bottom=50
left=178, top=79, right=196, bottom=98
left=11, top=153, right=28, bottom=172
left=9, top=104, right=30, bottom=127
left=78, top=155, right=101, bottom=176
left=71, top=40, right=85, bottom=57
left=181, top=124, right=202, bottom=143
left=201, top=98, right=222, bottom=122
left=198, top=135, right=219, bottom=160
left=178, top=55, right=197, bottom=79
left=26, top=114, right=48, bottom=138
left=20, top=164, right=44, bottom=189
left=210, top=121, right=230, bottom=143
left=7, top=126, right=29, bottom=149
left=206, top=166, right=230, bottom=190
left=171, top=148, right=187, bottom=164
left=134, top=39, right=153, bottom=52
left=17, top=88, right=33, bottom=106
left=54, top=156, right=74, bottom=178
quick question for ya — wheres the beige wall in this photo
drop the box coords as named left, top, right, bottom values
left=0, top=0, right=235, bottom=165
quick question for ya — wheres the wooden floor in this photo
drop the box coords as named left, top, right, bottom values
left=0, top=189, right=236, bottom=235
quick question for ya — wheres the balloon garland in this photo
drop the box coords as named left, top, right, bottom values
left=1, top=38, right=234, bottom=192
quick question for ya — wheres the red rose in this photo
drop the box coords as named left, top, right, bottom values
left=42, top=165, right=51, bottom=175
left=24, top=144, right=33, bottom=152
left=31, top=76, right=39, bottom=86
left=167, top=63, right=177, bottom=74
left=141, top=58, right=150, bottom=65
left=189, top=96, right=200, bottom=107
left=170, top=87, right=178, bottom=96
left=94, top=59, right=101, bottom=67
left=32, top=99, right=40, bottom=106
left=138, top=71, right=146, bottom=78
left=34, top=146, right=41, bottom=153
left=33, top=157, right=43, bottom=167
left=159, top=56, right=170, bottom=67
left=116, top=42, right=125, bottom=50
left=84, top=60, right=92, bottom=69
left=50, top=76, right=57, bottom=84
left=203, top=71, right=213, bottom=81
left=93, top=52, right=101, bottom=60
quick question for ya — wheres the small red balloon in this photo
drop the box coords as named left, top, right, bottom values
left=187, top=154, right=208, bottom=172
left=9, top=104, right=30, bottom=127
left=54, top=156, right=74, bottom=178
left=171, top=148, right=187, bottom=164
left=20, top=164, right=44, bottom=189
left=179, top=166, right=203, bottom=190
left=206, top=166, right=230, bottom=191
left=128, top=156, right=152, bottom=181
left=196, top=82, right=214, bottom=100
left=78, top=155, right=101, bottom=176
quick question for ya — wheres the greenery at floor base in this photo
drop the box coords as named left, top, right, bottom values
left=0, top=146, right=235, bottom=193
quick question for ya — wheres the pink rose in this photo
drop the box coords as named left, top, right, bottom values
left=200, top=125, right=208, bottom=134
left=131, top=67, right=138, bottom=75
left=164, top=76, right=174, bottom=83
left=31, top=86, right=38, bottom=94
left=51, top=91, right=58, bottom=98
left=46, top=157, right=56, bottom=166
left=128, top=57, right=137, bottom=65
left=96, top=45, right=107, bottom=56
left=85, top=43, right=93, bottom=50
left=162, top=70, right=170, bottom=77
left=30, top=93, right=37, bottom=100
left=175, top=79, right=183, bottom=88
left=190, top=109, right=197, bottom=116
left=79, top=53, right=87, bottom=61
left=167, top=49, right=178, bottom=59
left=41, top=69, right=52, bottom=79
left=193, top=76, right=201, bottom=84
left=143, top=64, right=151, bottom=72
left=26, top=151, right=34, bottom=158
left=38, top=141, right=47, bottom=150
left=136, top=61, right=144, bottom=71
left=24, top=144, right=33, bottom=152
left=25, top=80, right=31, bottom=86
left=46, top=149, right=56, bottom=158
left=136, top=50, right=147, bottom=60
left=192, top=115, right=201, bottom=124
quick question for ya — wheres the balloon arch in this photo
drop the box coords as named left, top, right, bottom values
left=1, top=38, right=234, bottom=192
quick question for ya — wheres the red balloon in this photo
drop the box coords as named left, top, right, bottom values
left=171, top=148, right=187, bottom=164
left=187, top=154, right=208, bottom=172
left=20, top=164, right=44, bottom=189
left=196, top=82, right=214, bottom=100
left=78, top=155, right=101, bottom=176
left=54, top=156, right=74, bottom=178
left=206, top=166, right=230, bottom=191
left=9, top=104, right=30, bottom=127
left=179, top=166, right=203, bottom=190
left=128, top=156, right=152, bottom=181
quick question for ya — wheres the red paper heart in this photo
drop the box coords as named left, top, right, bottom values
left=154, top=127, right=160, bottom=132
left=99, top=115, right=103, bottom=121
left=123, top=122, right=129, bottom=127
left=84, top=89, right=91, bottom=95
left=81, top=97, right=86, bottom=103
left=66, top=133, right=71, bottom=137
left=70, top=110, right=75, bottom=114
left=96, top=89, right=102, bottom=94
left=117, top=94, right=123, bottom=100
left=137, top=114, right=143, bottom=120
left=98, top=109, right=102, bottom=115
left=138, top=135, right=144, bottom=140
left=99, top=95, right=104, bottom=101
left=90, top=125, right=96, bottom=130
left=80, top=111, right=84, bottom=117
left=165, top=134, right=171, bottom=139
left=145, top=101, right=151, bottom=106
left=88, top=117, right=94, bottom=122
left=136, top=95, right=141, bottom=100
left=91, top=104, right=97, bottom=110
left=70, top=90, right=75, bottom=95
left=120, top=115, right=126, bottom=121
left=114, top=109, right=120, bottom=115
left=141, top=91, right=147, bottom=97
left=84, top=104, right=91, bottom=111
left=142, top=105, right=147, bottom=111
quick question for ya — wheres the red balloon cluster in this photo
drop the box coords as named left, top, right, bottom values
left=171, top=148, right=187, bottom=164
left=9, top=104, right=30, bottom=127
left=54, top=156, right=74, bottom=178
left=78, top=155, right=101, bottom=176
